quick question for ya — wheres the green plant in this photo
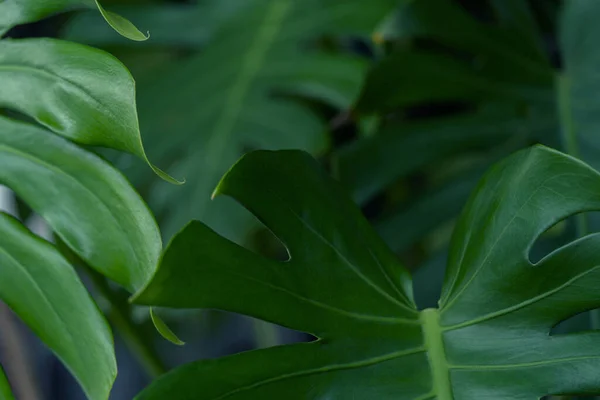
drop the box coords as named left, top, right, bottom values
left=0, top=3, right=175, bottom=399
left=6, top=0, right=600, bottom=399
left=335, top=0, right=595, bottom=257
left=134, top=145, right=600, bottom=399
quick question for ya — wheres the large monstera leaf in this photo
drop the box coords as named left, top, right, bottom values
left=135, top=146, right=600, bottom=399
left=122, top=0, right=398, bottom=240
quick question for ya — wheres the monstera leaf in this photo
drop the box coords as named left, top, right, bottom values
left=134, top=145, right=600, bottom=398
left=121, top=0, right=398, bottom=240
left=0, top=0, right=147, bottom=40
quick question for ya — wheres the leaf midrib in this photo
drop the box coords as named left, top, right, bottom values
left=421, top=309, right=452, bottom=400
left=200, top=0, right=292, bottom=216
left=210, top=345, right=426, bottom=400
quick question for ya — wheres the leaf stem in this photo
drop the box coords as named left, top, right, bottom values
left=84, top=268, right=167, bottom=378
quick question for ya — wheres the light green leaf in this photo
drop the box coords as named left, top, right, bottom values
left=0, top=365, right=13, bottom=400
left=135, top=146, right=600, bottom=398
left=0, top=0, right=147, bottom=41
left=150, top=308, right=185, bottom=346
left=0, top=212, right=115, bottom=400
left=94, top=0, right=148, bottom=41
left=126, top=0, right=397, bottom=240
left=0, top=116, right=161, bottom=291
left=0, top=38, right=179, bottom=184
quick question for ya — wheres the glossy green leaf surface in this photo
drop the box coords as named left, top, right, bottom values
left=0, top=365, right=13, bottom=400
left=0, top=0, right=146, bottom=40
left=0, top=212, right=115, bottom=400
left=125, top=0, right=397, bottom=240
left=0, top=116, right=161, bottom=291
left=0, top=38, right=178, bottom=183
left=136, top=146, right=600, bottom=398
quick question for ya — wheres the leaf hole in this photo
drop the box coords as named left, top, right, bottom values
left=527, top=212, right=600, bottom=264
left=550, top=308, right=600, bottom=336
left=213, top=195, right=290, bottom=262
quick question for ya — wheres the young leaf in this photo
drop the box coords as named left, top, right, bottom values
left=127, top=0, right=397, bottom=239
left=0, top=38, right=179, bottom=184
left=135, top=146, right=600, bottom=398
left=0, top=0, right=147, bottom=41
left=0, top=213, right=115, bottom=400
left=150, top=308, right=185, bottom=346
left=93, top=0, right=148, bottom=41
left=62, top=2, right=237, bottom=48
left=0, top=365, right=13, bottom=400
left=0, top=116, right=161, bottom=291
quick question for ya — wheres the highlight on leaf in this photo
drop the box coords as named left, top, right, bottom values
left=0, top=38, right=180, bottom=185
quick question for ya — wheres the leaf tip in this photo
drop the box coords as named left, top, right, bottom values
left=151, top=165, right=185, bottom=185
left=150, top=308, right=185, bottom=346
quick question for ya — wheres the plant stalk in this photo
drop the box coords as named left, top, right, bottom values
left=84, top=268, right=166, bottom=378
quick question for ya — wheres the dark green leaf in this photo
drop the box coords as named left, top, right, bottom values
left=0, top=116, right=161, bottom=291
left=375, top=171, right=481, bottom=254
left=0, top=365, right=13, bottom=400
left=127, top=0, right=397, bottom=239
left=0, top=0, right=147, bottom=41
left=136, top=146, right=600, bottom=398
left=490, top=0, right=544, bottom=56
left=335, top=111, right=530, bottom=202
left=356, top=0, right=554, bottom=114
left=0, top=212, right=115, bottom=400
left=0, top=38, right=179, bottom=184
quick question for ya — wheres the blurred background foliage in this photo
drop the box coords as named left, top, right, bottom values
left=3, top=0, right=600, bottom=398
